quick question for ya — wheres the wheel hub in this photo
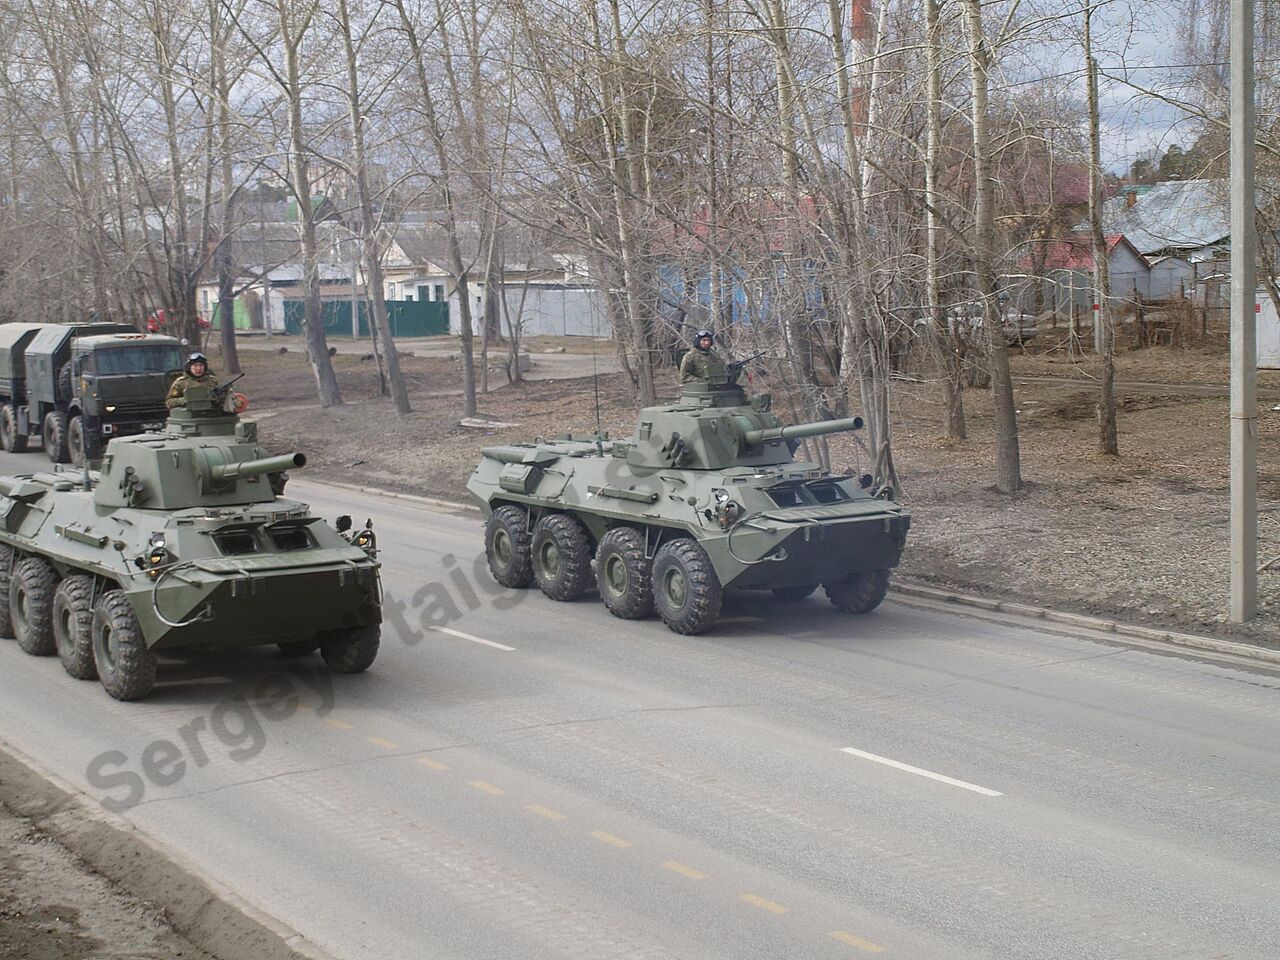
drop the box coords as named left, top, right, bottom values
left=539, top=541, right=561, bottom=578
left=664, top=568, right=687, bottom=607
left=605, top=555, right=628, bottom=594
left=494, top=529, right=513, bottom=566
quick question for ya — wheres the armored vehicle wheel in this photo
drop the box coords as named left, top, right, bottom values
left=278, top=640, right=319, bottom=656
left=43, top=411, right=70, bottom=464
left=319, top=624, right=380, bottom=673
left=596, top=527, right=654, bottom=620
left=53, top=575, right=98, bottom=680
left=531, top=514, right=593, bottom=601
left=652, top=539, right=722, bottom=635
left=68, top=415, right=86, bottom=468
left=485, top=505, right=533, bottom=588
left=0, top=546, right=13, bottom=637
left=824, top=569, right=891, bottom=614
left=771, top=584, right=817, bottom=602
left=92, top=590, right=157, bottom=701
left=11, top=557, right=58, bottom=656
left=0, top=404, right=26, bottom=453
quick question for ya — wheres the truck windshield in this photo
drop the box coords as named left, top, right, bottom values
left=93, top=345, right=184, bottom=375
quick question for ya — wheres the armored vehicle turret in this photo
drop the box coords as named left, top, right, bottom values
left=468, top=376, right=910, bottom=635
left=0, top=385, right=382, bottom=700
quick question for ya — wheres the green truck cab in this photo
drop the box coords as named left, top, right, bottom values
left=0, top=322, right=182, bottom=466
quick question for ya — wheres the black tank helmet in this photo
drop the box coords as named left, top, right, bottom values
left=693, top=329, right=715, bottom=351
left=185, top=351, right=209, bottom=373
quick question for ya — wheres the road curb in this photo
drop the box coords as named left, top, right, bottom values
left=889, top=581, right=1280, bottom=666
left=291, top=476, right=482, bottom=515
left=0, top=741, right=341, bottom=960
left=293, top=476, right=1280, bottom=667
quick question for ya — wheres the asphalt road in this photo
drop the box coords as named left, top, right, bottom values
left=0, top=445, right=1278, bottom=959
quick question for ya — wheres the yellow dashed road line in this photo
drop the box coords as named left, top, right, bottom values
left=662, top=860, right=708, bottom=880
left=468, top=780, right=506, bottom=796
left=417, top=756, right=450, bottom=771
left=369, top=737, right=399, bottom=750
left=324, top=718, right=353, bottom=730
left=830, top=931, right=885, bottom=953
left=739, top=894, right=788, bottom=914
left=525, top=804, right=566, bottom=821
left=592, top=831, right=633, bottom=849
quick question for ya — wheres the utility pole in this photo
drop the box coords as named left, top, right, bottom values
left=1230, top=0, right=1258, bottom=621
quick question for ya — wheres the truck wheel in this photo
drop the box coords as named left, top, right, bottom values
left=0, top=546, right=14, bottom=637
left=53, top=575, right=97, bottom=679
left=652, top=539, right=722, bottom=635
left=67, top=416, right=86, bottom=468
left=484, top=505, right=533, bottom=587
left=43, top=411, right=70, bottom=463
left=319, top=624, right=380, bottom=673
left=92, top=590, right=156, bottom=701
left=11, top=557, right=58, bottom=656
left=0, top=404, right=26, bottom=453
left=596, top=527, right=654, bottom=619
left=531, top=513, right=593, bottom=601
left=824, top=569, right=891, bottom=614
left=771, top=584, right=817, bottom=601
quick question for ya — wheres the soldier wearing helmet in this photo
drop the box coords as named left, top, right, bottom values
left=679, top=329, right=738, bottom=384
left=165, top=351, right=218, bottom=409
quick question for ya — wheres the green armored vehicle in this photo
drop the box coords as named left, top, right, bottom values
left=0, top=386, right=382, bottom=700
left=468, top=375, right=910, bottom=635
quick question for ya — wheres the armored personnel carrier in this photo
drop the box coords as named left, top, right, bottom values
left=0, top=385, right=382, bottom=700
left=468, top=375, right=910, bottom=635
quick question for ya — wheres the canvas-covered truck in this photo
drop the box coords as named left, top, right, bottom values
left=0, top=322, right=184, bottom=467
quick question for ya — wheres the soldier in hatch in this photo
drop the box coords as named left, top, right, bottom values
left=165, top=352, right=217, bottom=409
left=678, top=329, right=740, bottom=384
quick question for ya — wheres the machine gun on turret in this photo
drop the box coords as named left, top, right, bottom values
left=726, top=351, right=767, bottom=379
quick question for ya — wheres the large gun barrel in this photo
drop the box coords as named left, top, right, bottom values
left=209, top=452, right=306, bottom=483
left=742, top=416, right=863, bottom=447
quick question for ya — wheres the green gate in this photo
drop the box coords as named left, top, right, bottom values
left=283, top=299, right=449, bottom=337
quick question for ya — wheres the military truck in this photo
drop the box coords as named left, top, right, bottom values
left=468, top=375, right=910, bottom=635
left=0, top=322, right=183, bottom=467
left=0, top=385, right=382, bottom=700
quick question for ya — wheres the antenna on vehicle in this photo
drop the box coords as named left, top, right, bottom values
left=592, top=299, right=603, bottom=455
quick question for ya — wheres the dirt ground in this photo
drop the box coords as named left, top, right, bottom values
left=226, top=338, right=1280, bottom=648
left=0, top=799, right=213, bottom=960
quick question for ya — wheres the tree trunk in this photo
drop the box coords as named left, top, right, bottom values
left=962, top=0, right=1021, bottom=492
left=925, top=0, right=965, bottom=439
left=1085, top=3, right=1117, bottom=454
left=337, top=0, right=409, bottom=413
left=280, top=0, right=343, bottom=408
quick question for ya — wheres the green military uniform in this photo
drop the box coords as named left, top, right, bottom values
left=165, top=370, right=218, bottom=409
left=679, top=349, right=738, bottom=384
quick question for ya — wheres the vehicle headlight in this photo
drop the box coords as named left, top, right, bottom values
left=105, top=405, right=116, bottom=413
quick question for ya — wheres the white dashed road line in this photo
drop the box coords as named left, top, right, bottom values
left=840, top=747, right=1003, bottom=797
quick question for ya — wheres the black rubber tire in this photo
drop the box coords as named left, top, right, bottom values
left=484, top=505, right=533, bottom=587
left=0, top=404, right=26, bottom=453
left=771, top=584, right=818, bottom=602
left=824, top=569, right=891, bottom=614
left=68, top=415, right=86, bottom=468
left=92, top=590, right=156, bottom=701
left=11, top=557, right=58, bottom=656
left=57, top=360, right=74, bottom=401
left=652, top=538, right=722, bottom=635
left=531, top=513, right=594, bottom=601
left=278, top=640, right=318, bottom=656
left=43, top=411, right=70, bottom=463
left=53, top=575, right=97, bottom=679
left=596, top=527, right=654, bottom=619
left=0, top=546, right=14, bottom=637
left=319, top=624, right=380, bottom=673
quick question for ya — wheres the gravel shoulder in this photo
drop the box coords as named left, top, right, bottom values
left=0, top=798, right=214, bottom=960
left=230, top=339, right=1280, bottom=649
